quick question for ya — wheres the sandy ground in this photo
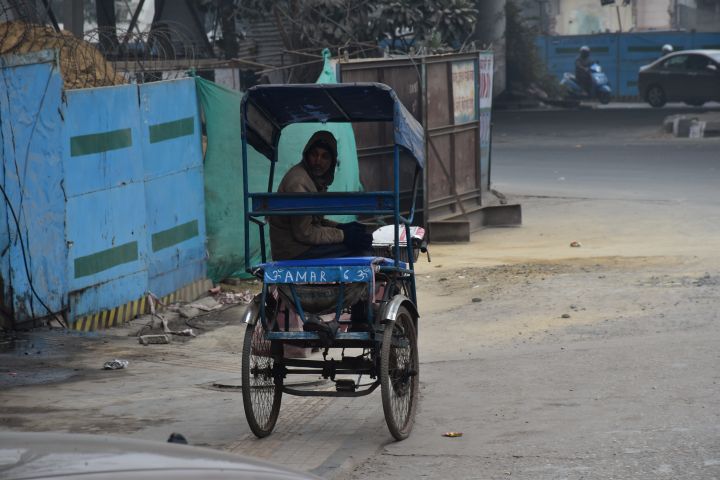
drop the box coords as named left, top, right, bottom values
left=415, top=193, right=720, bottom=316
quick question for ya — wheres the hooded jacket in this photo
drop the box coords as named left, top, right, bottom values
left=269, top=131, right=344, bottom=260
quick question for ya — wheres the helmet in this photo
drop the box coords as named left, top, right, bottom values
left=579, top=45, right=590, bottom=57
left=661, top=44, right=674, bottom=55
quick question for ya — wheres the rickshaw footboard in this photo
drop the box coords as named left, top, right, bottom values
left=282, top=381, right=380, bottom=398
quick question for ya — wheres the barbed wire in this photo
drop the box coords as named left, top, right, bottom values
left=1, top=1, right=206, bottom=88
left=85, top=22, right=201, bottom=83
left=2, top=1, right=480, bottom=89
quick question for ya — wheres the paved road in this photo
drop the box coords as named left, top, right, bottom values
left=491, top=106, right=720, bottom=203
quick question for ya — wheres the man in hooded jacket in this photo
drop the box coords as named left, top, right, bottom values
left=269, top=131, right=373, bottom=261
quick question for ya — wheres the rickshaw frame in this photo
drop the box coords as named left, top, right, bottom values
left=239, top=82, right=424, bottom=440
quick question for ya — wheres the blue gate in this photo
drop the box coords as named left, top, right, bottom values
left=537, top=31, right=720, bottom=99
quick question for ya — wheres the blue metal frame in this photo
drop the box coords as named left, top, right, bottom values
left=240, top=83, right=422, bottom=337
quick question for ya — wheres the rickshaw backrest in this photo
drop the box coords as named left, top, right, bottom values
left=250, top=191, right=396, bottom=216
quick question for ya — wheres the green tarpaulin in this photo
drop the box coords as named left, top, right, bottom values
left=196, top=49, right=361, bottom=282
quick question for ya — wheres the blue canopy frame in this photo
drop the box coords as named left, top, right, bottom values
left=240, top=82, right=424, bottom=166
left=240, top=83, right=425, bottom=280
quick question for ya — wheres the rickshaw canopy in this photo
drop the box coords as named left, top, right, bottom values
left=241, top=82, right=425, bottom=168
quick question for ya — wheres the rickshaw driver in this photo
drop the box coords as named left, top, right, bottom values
left=269, top=130, right=373, bottom=261
left=269, top=131, right=375, bottom=333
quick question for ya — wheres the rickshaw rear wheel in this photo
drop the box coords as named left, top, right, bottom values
left=380, top=306, right=419, bottom=441
left=242, top=321, right=283, bottom=438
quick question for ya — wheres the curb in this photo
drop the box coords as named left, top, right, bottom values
left=71, top=278, right=213, bottom=331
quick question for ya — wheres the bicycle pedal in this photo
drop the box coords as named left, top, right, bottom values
left=335, top=379, right=356, bottom=392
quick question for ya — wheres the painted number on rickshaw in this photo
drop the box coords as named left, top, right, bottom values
left=264, top=266, right=374, bottom=284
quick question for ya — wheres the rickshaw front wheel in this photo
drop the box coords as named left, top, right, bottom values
left=380, top=306, right=419, bottom=441
left=241, top=321, right=283, bottom=438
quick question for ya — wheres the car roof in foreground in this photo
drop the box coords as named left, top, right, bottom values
left=0, top=431, right=320, bottom=480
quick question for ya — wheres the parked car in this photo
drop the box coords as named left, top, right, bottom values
left=0, top=431, right=321, bottom=479
left=638, top=49, right=720, bottom=107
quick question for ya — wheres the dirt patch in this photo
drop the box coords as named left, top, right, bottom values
left=416, top=256, right=684, bottom=315
left=67, top=415, right=173, bottom=435
left=639, top=273, right=720, bottom=288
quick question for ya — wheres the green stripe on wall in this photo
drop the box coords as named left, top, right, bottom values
left=152, top=220, right=199, bottom=252
left=74, top=241, right=138, bottom=278
left=702, top=44, right=720, bottom=49
left=556, top=46, right=609, bottom=54
left=149, top=117, right=195, bottom=143
left=70, top=128, right=132, bottom=156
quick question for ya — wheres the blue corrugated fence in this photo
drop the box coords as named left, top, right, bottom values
left=0, top=50, right=207, bottom=327
left=537, top=31, right=720, bottom=98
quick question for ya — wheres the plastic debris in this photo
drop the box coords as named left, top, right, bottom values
left=139, top=334, right=170, bottom=345
left=570, top=241, right=582, bottom=247
left=160, top=316, right=196, bottom=337
left=167, top=432, right=188, bottom=444
left=187, top=301, right=222, bottom=312
left=215, top=290, right=254, bottom=305
left=147, top=292, right=166, bottom=313
left=178, top=306, right=200, bottom=318
left=103, top=359, right=129, bottom=370
left=443, top=432, right=463, bottom=438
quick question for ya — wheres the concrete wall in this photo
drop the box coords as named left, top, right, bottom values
left=675, top=0, right=720, bottom=32
left=546, top=0, right=718, bottom=34
left=553, top=0, right=633, bottom=35
left=635, top=0, right=673, bottom=30
left=474, top=0, right=506, bottom=96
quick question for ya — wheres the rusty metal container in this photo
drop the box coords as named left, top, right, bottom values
left=338, top=51, right=521, bottom=242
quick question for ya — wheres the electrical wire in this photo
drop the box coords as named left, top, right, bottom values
left=0, top=60, right=65, bottom=327
left=0, top=182, right=58, bottom=323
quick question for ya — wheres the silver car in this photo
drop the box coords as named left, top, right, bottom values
left=0, top=431, right=321, bottom=479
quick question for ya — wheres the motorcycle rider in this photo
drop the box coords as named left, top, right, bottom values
left=269, top=130, right=373, bottom=261
left=574, top=46, right=593, bottom=95
left=661, top=44, right=674, bottom=58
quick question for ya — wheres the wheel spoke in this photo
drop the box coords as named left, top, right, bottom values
left=381, top=308, right=419, bottom=440
left=242, top=322, right=282, bottom=437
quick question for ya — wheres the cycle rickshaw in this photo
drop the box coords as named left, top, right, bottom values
left=240, top=83, right=425, bottom=440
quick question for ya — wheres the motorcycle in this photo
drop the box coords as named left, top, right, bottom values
left=560, top=62, right=612, bottom=104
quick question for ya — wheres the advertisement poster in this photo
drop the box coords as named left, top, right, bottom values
left=478, top=52, right=494, bottom=189
left=451, top=60, right=476, bottom=124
